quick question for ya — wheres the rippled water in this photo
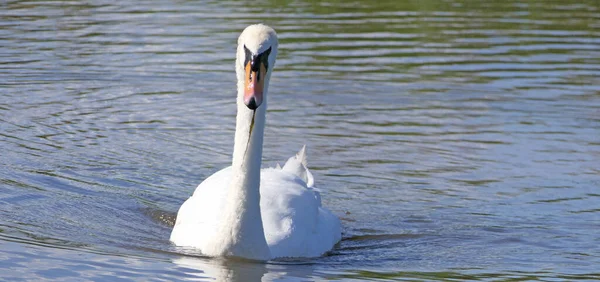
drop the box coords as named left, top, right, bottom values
left=1, top=0, right=599, bottom=280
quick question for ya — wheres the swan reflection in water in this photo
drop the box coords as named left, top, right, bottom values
left=173, top=255, right=317, bottom=282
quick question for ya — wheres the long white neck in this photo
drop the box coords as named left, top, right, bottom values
left=207, top=86, right=270, bottom=260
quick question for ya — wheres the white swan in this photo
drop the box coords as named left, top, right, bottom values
left=170, top=24, right=341, bottom=260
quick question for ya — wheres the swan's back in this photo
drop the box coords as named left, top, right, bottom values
left=261, top=146, right=341, bottom=257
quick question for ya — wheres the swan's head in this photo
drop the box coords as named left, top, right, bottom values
left=236, top=24, right=278, bottom=110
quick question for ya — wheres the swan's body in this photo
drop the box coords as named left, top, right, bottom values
left=170, top=24, right=341, bottom=260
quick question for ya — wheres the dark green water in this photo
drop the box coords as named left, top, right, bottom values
left=1, top=0, right=599, bottom=280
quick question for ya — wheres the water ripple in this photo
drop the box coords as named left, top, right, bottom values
left=1, top=0, right=599, bottom=280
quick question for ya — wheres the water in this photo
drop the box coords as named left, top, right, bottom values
left=1, top=0, right=599, bottom=280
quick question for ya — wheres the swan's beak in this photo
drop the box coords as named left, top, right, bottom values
left=244, top=61, right=266, bottom=110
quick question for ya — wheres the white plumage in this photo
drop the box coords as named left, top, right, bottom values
left=170, top=24, right=341, bottom=260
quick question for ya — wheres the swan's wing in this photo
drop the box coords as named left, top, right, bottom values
left=260, top=168, right=341, bottom=258
left=281, top=145, right=314, bottom=188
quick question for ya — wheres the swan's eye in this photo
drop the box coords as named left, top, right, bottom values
left=260, top=47, right=271, bottom=72
left=243, top=45, right=253, bottom=68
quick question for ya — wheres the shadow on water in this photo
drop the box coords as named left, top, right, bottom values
left=144, top=207, right=177, bottom=228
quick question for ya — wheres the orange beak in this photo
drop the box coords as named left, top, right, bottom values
left=244, top=60, right=266, bottom=110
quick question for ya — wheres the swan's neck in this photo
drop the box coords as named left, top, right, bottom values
left=211, top=96, right=270, bottom=260
left=232, top=100, right=266, bottom=177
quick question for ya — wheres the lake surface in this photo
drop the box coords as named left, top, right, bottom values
left=1, top=0, right=599, bottom=280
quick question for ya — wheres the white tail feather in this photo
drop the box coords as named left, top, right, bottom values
left=282, top=145, right=314, bottom=187
left=297, top=145, right=308, bottom=167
